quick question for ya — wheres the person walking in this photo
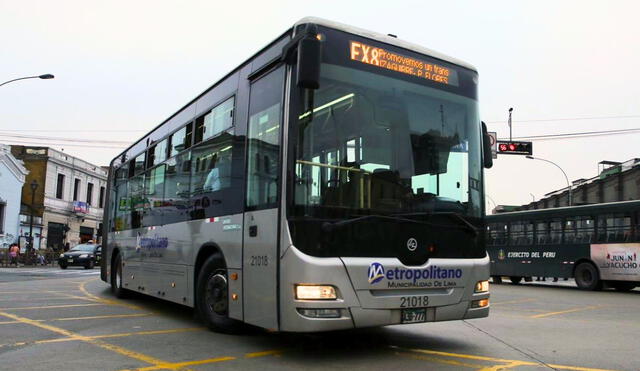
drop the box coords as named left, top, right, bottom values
left=8, top=243, right=20, bottom=267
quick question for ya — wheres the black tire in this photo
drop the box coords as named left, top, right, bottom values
left=111, top=253, right=129, bottom=298
left=509, top=276, right=522, bottom=284
left=610, top=282, right=636, bottom=292
left=59, top=264, right=67, bottom=270
left=491, top=276, right=503, bottom=284
left=574, top=262, right=602, bottom=291
left=85, top=260, right=95, bottom=269
left=196, top=254, right=242, bottom=333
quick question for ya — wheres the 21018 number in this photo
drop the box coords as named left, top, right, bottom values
left=400, top=296, right=429, bottom=308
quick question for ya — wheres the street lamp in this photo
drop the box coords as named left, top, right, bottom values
left=526, top=155, right=572, bottom=206
left=28, top=180, right=39, bottom=259
left=0, top=74, right=55, bottom=87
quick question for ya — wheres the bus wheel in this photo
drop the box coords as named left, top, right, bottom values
left=574, top=262, right=602, bottom=291
left=492, top=276, right=503, bottom=284
left=196, top=255, right=242, bottom=333
left=111, top=253, right=129, bottom=298
left=610, top=282, right=636, bottom=292
left=509, top=276, right=522, bottom=284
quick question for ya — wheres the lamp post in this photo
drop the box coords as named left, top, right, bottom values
left=28, top=180, right=39, bottom=261
left=526, top=155, right=572, bottom=206
left=0, top=74, right=54, bottom=88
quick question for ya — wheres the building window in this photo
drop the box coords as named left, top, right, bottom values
left=0, top=202, right=5, bottom=234
left=99, top=186, right=105, bottom=209
left=87, top=183, right=94, bottom=205
left=73, top=178, right=81, bottom=201
left=56, top=174, right=65, bottom=199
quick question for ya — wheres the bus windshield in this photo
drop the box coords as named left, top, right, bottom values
left=290, top=62, right=482, bottom=221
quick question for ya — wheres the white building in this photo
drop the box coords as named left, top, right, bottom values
left=0, top=144, right=28, bottom=249
left=11, top=146, right=108, bottom=251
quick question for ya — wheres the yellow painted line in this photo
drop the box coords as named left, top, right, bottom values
left=394, top=351, right=484, bottom=368
left=530, top=305, right=601, bottom=319
left=0, top=311, right=185, bottom=370
left=78, top=278, right=143, bottom=310
left=52, top=313, right=153, bottom=322
left=35, top=327, right=205, bottom=345
left=244, top=350, right=283, bottom=358
left=0, top=303, right=104, bottom=310
left=44, top=290, right=100, bottom=302
left=392, top=346, right=621, bottom=371
left=490, top=298, right=536, bottom=306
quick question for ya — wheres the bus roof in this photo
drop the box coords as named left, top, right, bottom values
left=111, top=17, right=477, bottom=168
left=296, top=17, right=477, bottom=72
left=486, top=200, right=640, bottom=220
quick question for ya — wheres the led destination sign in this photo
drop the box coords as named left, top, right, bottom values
left=350, top=41, right=455, bottom=85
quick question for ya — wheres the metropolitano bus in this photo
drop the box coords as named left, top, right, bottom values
left=101, top=17, right=494, bottom=332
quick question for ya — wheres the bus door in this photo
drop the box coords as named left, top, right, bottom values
left=242, top=65, right=286, bottom=330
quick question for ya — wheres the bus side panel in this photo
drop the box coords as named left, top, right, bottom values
left=591, top=243, right=640, bottom=282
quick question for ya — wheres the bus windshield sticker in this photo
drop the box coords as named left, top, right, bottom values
left=349, top=41, right=458, bottom=86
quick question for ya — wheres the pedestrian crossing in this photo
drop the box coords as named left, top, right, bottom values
left=0, top=267, right=101, bottom=276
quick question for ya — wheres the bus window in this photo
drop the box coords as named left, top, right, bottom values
left=536, top=222, right=549, bottom=244
left=564, top=218, right=576, bottom=244
left=575, top=217, right=594, bottom=243
left=549, top=219, right=562, bottom=244
left=199, top=97, right=235, bottom=143
left=148, top=139, right=168, bottom=168
left=169, top=123, right=193, bottom=157
left=129, top=173, right=145, bottom=229
left=113, top=165, right=130, bottom=231
left=488, top=223, right=507, bottom=246
left=189, top=136, right=234, bottom=219
left=598, top=213, right=632, bottom=242
left=142, top=164, right=166, bottom=227
left=509, top=221, right=533, bottom=245
left=163, top=151, right=191, bottom=225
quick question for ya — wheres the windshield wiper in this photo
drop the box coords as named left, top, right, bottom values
left=321, top=214, right=429, bottom=232
left=392, top=211, right=478, bottom=237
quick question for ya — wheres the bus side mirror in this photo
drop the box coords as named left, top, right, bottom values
left=296, top=25, right=321, bottom=89
left=482, top=122, right=493, bottom=169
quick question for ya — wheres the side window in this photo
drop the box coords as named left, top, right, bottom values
left=246, top=66, right=285, bottom=210
left=536, top=221, right=549, bottom=244
left=575, top=216, right=594, bottom=243
left=169, top=123, right=193, bottom=157
left=149, top=139, right=168, bottom=168
left=549, top=219, right=562, bottom=244
left=129, top=174, right=145, bottom=229
left=488, top=223, right=507, bottom=246
left=142, top=165, right=166, bottom=227
left=202, top=97, right=235, bottom=142
left=113, top=166, right=131, bottom=231
left=163, top=151, right=191, bottom=225
left=565, top=218, right=577, bottom=244
left=189, top=135, right=234, bottom=220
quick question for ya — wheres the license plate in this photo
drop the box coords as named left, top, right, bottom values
left=68, top=259, right=74, bottom=263
left=401, top=308, right=427, bottom=324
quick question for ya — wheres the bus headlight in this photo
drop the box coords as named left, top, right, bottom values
left=475, top=280, right=489, bottom=293
left=471, top=299, right=490, bottom=308
left=295, top=285, right=337, bottom=300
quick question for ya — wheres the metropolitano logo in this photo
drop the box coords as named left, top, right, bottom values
left=368, top=262, right=385, bottom=284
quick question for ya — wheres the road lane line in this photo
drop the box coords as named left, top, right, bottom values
left=394, top=351, right=484, bottom=368
left=530, top=305, right=601, bottom=319
left=391, top=346, right=621, bottom=371
left=79, top=278, right=143, bottom=310
left=0, top=303, right=105, bottom=310
left=126, top=349, right=284, bottom=371
left=52, top=313, right=153, bottom=322
left=0, top=310, right=188, bottom=370
left=244, top=350, right=283, bottom=358
left=34, top=327, right=205, bottom=344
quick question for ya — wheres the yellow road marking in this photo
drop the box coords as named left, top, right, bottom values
left=0, top=303, right=104, bottom=310
left=490, top=298, right=536, bottom=306
left=0, top=311, right=187, bottom=370
left=44, top=290, right=100, bottom=302
left=394, top=351, right=484, bottom=368
left=79, top=278, right=143, bottom=310
left=244, top=350, right=283, bottom=358
left=133, top=356, right=237, bottom=371
left=0, top=313, right=152, bottom=326
left=530, top=305, right=601, bottom=319
left=392, top=346, right=621, bottom=371
left=34, top=327, right=205, bottom=345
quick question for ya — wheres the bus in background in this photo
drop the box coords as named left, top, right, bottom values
left=487, top=200, right=640, bottom=291
left=101, top=17, right=494, bottom=333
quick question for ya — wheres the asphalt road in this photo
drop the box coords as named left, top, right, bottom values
left=0, top=269, right=638, bottom=371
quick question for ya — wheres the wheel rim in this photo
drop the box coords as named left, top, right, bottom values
left=580, top=268, right=593, bottom=285
left=205, top=273, right=228, bottom=315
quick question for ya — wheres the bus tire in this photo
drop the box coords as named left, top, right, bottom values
left=574, top=262, right=602, bottom=291
left=509, top=276, right=522, bottom=284
left=111, top=253, right=130, bottom=298
left=196, top=254, right=242, bottom=333
left=610, top=282, right=636, bottom=292
left=492, top=276, right=503, bottom=284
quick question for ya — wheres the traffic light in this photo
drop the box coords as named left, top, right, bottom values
left=497, top=140, right=533, bottom=155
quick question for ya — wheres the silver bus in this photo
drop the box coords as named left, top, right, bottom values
left=101, top=17, right=494, bottom=332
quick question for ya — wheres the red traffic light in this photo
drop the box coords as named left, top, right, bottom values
left=497, top=140, right=533, bottom=155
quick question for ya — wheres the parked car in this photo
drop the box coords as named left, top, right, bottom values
left=59, top=244, right=100, bottom=269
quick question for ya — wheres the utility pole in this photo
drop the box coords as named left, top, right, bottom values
left=508, top=107, right=513, bottom=142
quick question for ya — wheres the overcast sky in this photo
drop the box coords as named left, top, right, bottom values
left=1, top=0, right=639, bottom=209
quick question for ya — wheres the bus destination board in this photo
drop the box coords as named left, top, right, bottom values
left=350, top=41, right=454, bottom=85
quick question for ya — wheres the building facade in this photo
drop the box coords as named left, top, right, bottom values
left=0, top=145, right=28, bottom=249
left=11, top=146, right=108, bottom=251
left=495, top=158, right=640, bottom=213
